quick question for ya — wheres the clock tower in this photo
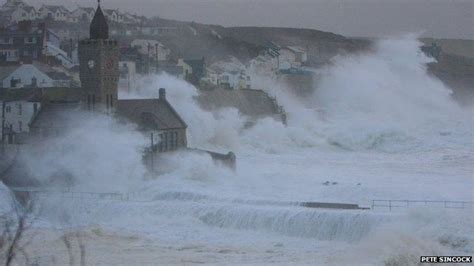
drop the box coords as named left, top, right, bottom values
left=78, top=0, right=119, bottom=112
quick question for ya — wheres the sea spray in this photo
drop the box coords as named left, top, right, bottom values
left=17, top=111, right=148, bottom=192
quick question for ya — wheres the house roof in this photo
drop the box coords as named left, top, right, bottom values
left=28, top=62, right=72, bottom=81
left=116, top=97, right=187, bottom=131
left=29, top=102, right=80, bottom=131
left=1, top=89, right=42, bottom=102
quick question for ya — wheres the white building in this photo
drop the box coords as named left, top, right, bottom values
left=0, top=64, right=73, bottom=89
left=104, top=9, right=123, bottom=23
left=70, top=7, right=94, bottom=23
left=2, top=97, right=41, bottom=138
left=119, top=61, right=137, bottom=93
left=1, top=0, right=28, bottom=12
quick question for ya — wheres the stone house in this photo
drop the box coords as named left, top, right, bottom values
left=10, top=6, right=38, bottom=23
left=116, top=88, right=187, bottom=152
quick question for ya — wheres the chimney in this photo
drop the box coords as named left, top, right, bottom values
left=159, top=88, right=166, bottom=100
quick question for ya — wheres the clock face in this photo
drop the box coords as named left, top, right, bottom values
left=88, top=60, right=95, bottom=69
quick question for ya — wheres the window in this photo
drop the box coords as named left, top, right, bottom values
left=5, top=106, right=11, bottom=113
left=18, top=103, right=22, bottom=115
left=159, top=133, right=164, bottom=152
left=18, top=121, right=22, bottom=132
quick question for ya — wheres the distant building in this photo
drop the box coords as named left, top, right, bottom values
left=10, top=5, right=38, bottom=22
left=218, top=70, right=251, bottom=90
left=103, top=9, right=124, bottom=23
left=0, top=21, right=73, bottom=68
left=278, top=46, right=308, bottom=70
left=1, top=91, right=41, bottom=144
left=1, top=91, right=41, bottom=137
left=70, top=7, right=95, bottom=23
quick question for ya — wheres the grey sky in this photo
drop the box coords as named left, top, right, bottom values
left=23, top=0, right=474, bottom=39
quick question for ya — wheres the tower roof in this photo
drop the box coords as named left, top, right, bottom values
left=89, top=1, right=109, bottom=40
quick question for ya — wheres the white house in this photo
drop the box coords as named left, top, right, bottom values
left=104, top=9, right=123, bottom=23
left=2, top=97, right=41, bottom=137
left=10, top=6, right=37, bottom=22
left=38, top=5, right=70, bottom=22
left=131, top=39, right=171, bottom=61
left=1, top=64, right=73, bottom=89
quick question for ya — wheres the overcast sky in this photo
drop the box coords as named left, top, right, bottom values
left=21, top=0, right=474, bottom=39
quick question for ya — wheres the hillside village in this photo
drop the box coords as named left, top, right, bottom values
left=1, top=0, right=473, bottom=169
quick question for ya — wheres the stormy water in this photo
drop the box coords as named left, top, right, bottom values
left=1, top=37, right=473, bottom=264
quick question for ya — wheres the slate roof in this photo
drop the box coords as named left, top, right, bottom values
left=116, top=98, right=187, bottom=131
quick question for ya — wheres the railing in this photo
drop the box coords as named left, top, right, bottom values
left=371, top=199, right=474, bottom=211
left=10, top=187, right=152, bottom=203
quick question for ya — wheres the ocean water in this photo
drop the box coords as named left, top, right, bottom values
left=2, top=36, right=473, bottom=264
